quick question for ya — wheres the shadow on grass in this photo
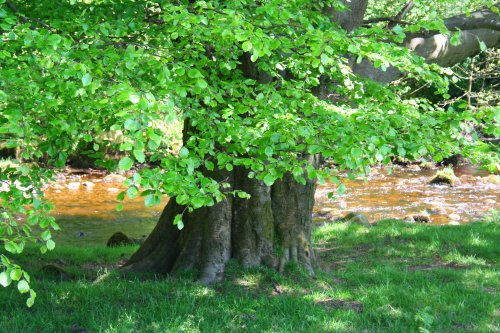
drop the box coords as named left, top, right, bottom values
left=0, top=220, right=498, bottom=332
left=314, top=219, right=499, bottom=332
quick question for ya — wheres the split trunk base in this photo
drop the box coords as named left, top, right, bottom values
left=123, top=170, right=316, bottom=283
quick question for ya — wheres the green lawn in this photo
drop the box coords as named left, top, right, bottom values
left=1, top=219, right=498, bottom=332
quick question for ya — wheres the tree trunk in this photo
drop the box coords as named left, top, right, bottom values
left=123, top=164, right=317, bottom=283
left=124, top=101, right=318, bottom=282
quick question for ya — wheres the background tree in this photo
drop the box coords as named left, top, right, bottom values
left=0, top=0, right=498, bottom=304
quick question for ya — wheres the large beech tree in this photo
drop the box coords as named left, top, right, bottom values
left=0, top=0, right=499, bottom=303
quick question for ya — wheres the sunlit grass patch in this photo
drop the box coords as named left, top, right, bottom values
left=0, top=219, right=498, bottom=332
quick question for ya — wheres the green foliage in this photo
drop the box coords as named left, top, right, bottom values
left=366, top=0, right=496, bottom=23
left=0, top=0, right=497, bottom=304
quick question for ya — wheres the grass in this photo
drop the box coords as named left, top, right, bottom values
left=1, top=219, right=499, bottom=332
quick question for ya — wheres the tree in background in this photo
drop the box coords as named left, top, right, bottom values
left=0, top=0, right=498, bottom=305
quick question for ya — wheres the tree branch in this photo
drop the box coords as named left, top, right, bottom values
left=4, top=0, right=59, bottom=33
left=363, top=0, right=414, bottom=28
left=388, top=0, right=414, bottom=29
left=354, top=4, right=500, bottom=82
left=363, top=17, right=408, bottom=25
left=406, top=4, right=500, bottom=39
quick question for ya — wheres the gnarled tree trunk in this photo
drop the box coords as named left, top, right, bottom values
left=124, top=162, right=317, bottom=283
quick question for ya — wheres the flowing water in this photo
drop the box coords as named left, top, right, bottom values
left=314, top=166, right=499, bottom=224
left=44, top=172, right=168, bottom=246
left=43, top=166, right=498, bottom=246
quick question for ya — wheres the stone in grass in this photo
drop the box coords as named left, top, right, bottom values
left=132, top=235, right=148, bottom=245
left=429, top=168, right=458, bottom=186
left=106, top=231, right=134, bottom=247
left=41, top=264, right=75, bottom=281
left=339, top=212, right=370, bottom=227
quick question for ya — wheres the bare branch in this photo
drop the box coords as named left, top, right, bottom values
left=388, top=0, right=414, bottom=29
left=363, top=0, right=414, bottom=28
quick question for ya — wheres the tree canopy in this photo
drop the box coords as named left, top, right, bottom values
left=0, top=0, right=499, bottom=305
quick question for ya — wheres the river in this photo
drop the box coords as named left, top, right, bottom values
left=43, top=166, right=498, bottom=246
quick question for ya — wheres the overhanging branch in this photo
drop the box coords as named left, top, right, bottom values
left=355, top=4, right=500, bottom=82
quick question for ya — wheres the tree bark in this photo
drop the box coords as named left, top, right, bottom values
left=123, top=165, right=317, bottom=283
left=354, top=5, right=500, bottom=82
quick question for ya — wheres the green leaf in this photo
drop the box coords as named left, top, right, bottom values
left=129, top=93, right=140, bottom=104
left=81, top=73, right=92, bottom=87
left=191, top=196, right=205, bottom=209
left=133, top=172, right=142, bottom=184
left=127, top=186, right=138, bottom=199
left=33, top=197, right=41, bottom=209
left=17, top=280, right=30, bottom=293
left=242, top=41, right=252, bottom=52
left=179, top=147, right=189, bottom=158
left=187, top=68, right=203, bottom=78
left=40, top=229, right=52, bottom=241
left=337, top=184, right=347, bottom=196
left=144, top=194, right=156, bottom=207
left=4, top=242, right=18, bottom=254
left=46, top=239, right=55, bottom=251
left=173, top=214, right=184, bottom=230
left=26, top=290, right=36, bottom=307
left=10, top=269, right=22, bottom=281
left=237, top=191, right=250, bottom=199
left=263, top=173, right=275, bottom=186
left=116, top=203, right=124, bottom=211
left=351, top=147, right=363, bottom=160
left=133, top=149, right=146, bottom=163
left=196, top=79, right=208, bottom=89
left=450, top=31, right=461, bottom=46
left=0, top=271, right=11, bottom=287
left=176, top=194, right=189, bottom=205
left=23, top=271, right=31, bottom=283
left=118, top=157, right=134, bottom=170
left=479, top=41, right=487, bottom=52
left=204, top=160, right=214, bottom=171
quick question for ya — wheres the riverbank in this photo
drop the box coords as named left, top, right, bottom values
left=1, top=219, right=498, bottom=332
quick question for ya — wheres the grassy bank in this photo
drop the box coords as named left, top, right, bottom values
left=1, top=220, right=498, bottom=332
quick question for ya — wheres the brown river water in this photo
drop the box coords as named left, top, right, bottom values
left=43, top=166, right=498, bottom=246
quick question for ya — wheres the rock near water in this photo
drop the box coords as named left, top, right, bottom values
left=340, top=212, right=370, bottom=227
left=106, top=231, right=134, bottom=247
